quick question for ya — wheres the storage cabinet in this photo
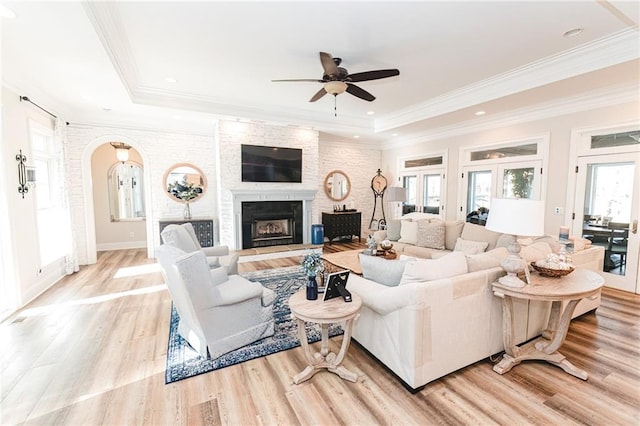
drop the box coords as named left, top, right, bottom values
left=322, top=212, right=361, bottom=244
left=159, top=218, right=214, bottom=247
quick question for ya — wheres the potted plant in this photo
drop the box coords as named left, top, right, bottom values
left=301, top=251, right=324, bottom=300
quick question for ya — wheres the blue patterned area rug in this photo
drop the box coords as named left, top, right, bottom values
left=165, top=266, right=343, bottom=384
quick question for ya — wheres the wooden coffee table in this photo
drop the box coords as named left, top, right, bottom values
left=322, top=249, right=364, bottom=275
left=289, top=289, right=362, bottom=384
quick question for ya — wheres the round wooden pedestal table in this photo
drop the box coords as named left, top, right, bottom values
left=289, top=290, right=362, bottom=384
left=492, top=268, right=604, bottom=380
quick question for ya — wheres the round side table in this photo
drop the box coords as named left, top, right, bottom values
left=492, top=268, right=604, bottom=380
left=288, top=290, right=362, bottom=384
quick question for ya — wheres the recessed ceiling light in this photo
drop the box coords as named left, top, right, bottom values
left=563, top=28, right=583, bottom=38
left=475, top=110, right=486, bottom=116
left=353, top=135, right=360, bottom=139
left=171, top=115, right=182, bottom=120
left=392, top=133, right=399, bottom=137
left=367, top=111, right=375, bottom=115
left=164, top=77, right=177, bottom=83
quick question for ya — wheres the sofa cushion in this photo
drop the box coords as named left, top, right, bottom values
left=445, top=220, right=465, bottom=250
left=416, top=219, right=445, bottom=249
left=466, top=247, right=509, bottom=272
left=399, top=251, right=468, bottom=284
left=386, top=219, right=402, bottom=241
left=454, top=237, right=489, bottom=255
left=460, top=222, right=502, bottom=250
left=398, top=220, right=418, bottom=245
left=404, top=245, right=449, bottom=259
left=359, top=254, right=409, bottom=287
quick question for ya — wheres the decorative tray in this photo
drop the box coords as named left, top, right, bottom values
left=375, top=249, right=397, bottom=260
left=530, top=262, right=574, bottom=278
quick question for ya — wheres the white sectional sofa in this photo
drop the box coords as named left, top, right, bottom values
left=348, top=214, right=605, bottom=391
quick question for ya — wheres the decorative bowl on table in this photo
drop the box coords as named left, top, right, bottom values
left=530, top=262, right=574, bottom=278
left=380, top=239, right=394, bottom=251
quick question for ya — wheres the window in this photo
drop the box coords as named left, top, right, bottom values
left=399, top=152, right=446, bottom=217
left=459, top=136, right=548, bottom=222
left=30, top=122, right=67, bottom=267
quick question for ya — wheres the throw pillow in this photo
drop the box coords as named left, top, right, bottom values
left=359, top=254, right=408, bottom=287
left=386, top=219, right=402, bottom=241
left=399, top=251, right=468, bottom=284
left=460, top=222, right=501, bottom=250
left=398, top=220, right=418, bottom=245
left=454, top=238, right=489, bottom=255
left=520, top=241, right=553, bottom=262
left=444, top=220, right=465, bottom=250
left=416, top=219, right=446, bottom=249
left=401, top=212, right=440, bottom=221
left=466, top=247, right=509, bottom=272
left=496, top=233, right=516, bottom=249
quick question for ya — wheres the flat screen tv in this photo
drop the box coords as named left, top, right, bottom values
left=241, top=144, right=302, bottom=183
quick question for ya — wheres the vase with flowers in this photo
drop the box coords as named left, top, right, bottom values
left=168, top=176, right=203, bottom=219
left=301, top=251, right=324, bottom=300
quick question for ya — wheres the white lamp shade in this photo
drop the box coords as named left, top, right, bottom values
left=485, top=198, right=545, bottom=236
left=386, top=186, right=407, bottom=202
left=115, top=148, right=129, bottom=162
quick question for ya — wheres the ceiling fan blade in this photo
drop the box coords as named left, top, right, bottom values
left=319, top=52, right=339, bottom=78
left=346, top=83, right=375, bottom=102
left=271, top=79, right=323, bottom=82
left=348, top=69, right=400, bottom=83
left=309, top=88, right=327, bottom=102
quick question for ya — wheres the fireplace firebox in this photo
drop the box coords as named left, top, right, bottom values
left=241, top=201, right=303, bottom=249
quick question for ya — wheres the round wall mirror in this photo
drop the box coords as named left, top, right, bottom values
left=163, top=163, right=207, bottom=203
left=324, top=170, right=351, bottom=201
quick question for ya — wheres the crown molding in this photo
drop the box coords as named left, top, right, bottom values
left=380, top=82, right=639, bottom=150
left=375, top=28, right=640, bottom=133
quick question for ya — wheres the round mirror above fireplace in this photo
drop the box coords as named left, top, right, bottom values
left=163, top=163, right=207, bottom=203
left=324, top=170, right=351, bottom=202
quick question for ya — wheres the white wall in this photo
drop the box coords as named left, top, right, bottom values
left=318, top=139, right=382, bottom=240
left=380, top=100, right=640, bottom=236
left=1, top=87, right=66, bottom=308
left=66, top=124, right=216, bottom=264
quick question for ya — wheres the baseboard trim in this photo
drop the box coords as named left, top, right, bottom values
left=97, top=241, right=147, bottom=251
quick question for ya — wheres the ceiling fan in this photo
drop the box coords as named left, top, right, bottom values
left=272, top=52, right=400, bottom=103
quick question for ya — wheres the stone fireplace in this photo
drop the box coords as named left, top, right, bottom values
left=227, top=189, right=317, bottom=250
left=241, top=200, right=303, bottom=249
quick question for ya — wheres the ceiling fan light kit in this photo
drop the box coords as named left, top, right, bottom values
left=272, top=51, right=400, bottom=109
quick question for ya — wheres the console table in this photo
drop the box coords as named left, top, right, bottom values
left=492, top=268, right=604, bottom=380
left=159, top=218, right=214, bottom=247
left=322, top=211, right=361, bottom=244
left=289, top=289, right=362, bottom=384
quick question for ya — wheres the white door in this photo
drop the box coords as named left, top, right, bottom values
left=401, top=172, right=444, bottom=216
left=573, top=153, right=640, bottom=293
left=460, top=160, right=543, bottom=222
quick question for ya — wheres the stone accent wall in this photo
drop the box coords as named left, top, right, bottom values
left=66, top=124, right=215, bottom=264
left=66, top=120, right=380, bottom=262
left=318, top=140, right=381, bottom=240
left=216, top=120, right=319, bottom=248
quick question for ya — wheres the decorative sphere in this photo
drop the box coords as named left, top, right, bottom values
left=380, top=239, right=393, bottom=250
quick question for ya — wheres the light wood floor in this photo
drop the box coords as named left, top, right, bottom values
left=1, top=245, right=639, bottom=425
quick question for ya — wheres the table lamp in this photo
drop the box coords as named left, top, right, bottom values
left=385, top=186, right=407, bottom=220
left=485, top=198, right=545, bottom=287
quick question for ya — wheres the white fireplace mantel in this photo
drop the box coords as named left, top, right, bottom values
left=230, top=189, right=317, bottom=249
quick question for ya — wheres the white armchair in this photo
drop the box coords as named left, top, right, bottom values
left=156, top=245, right=275, bottom=358
left=160, top=222, right=239, bottom=274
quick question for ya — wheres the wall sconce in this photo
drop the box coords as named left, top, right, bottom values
left=16, top=149, right=29, bottom=198
left=110, top=142, right=131, bottom=163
